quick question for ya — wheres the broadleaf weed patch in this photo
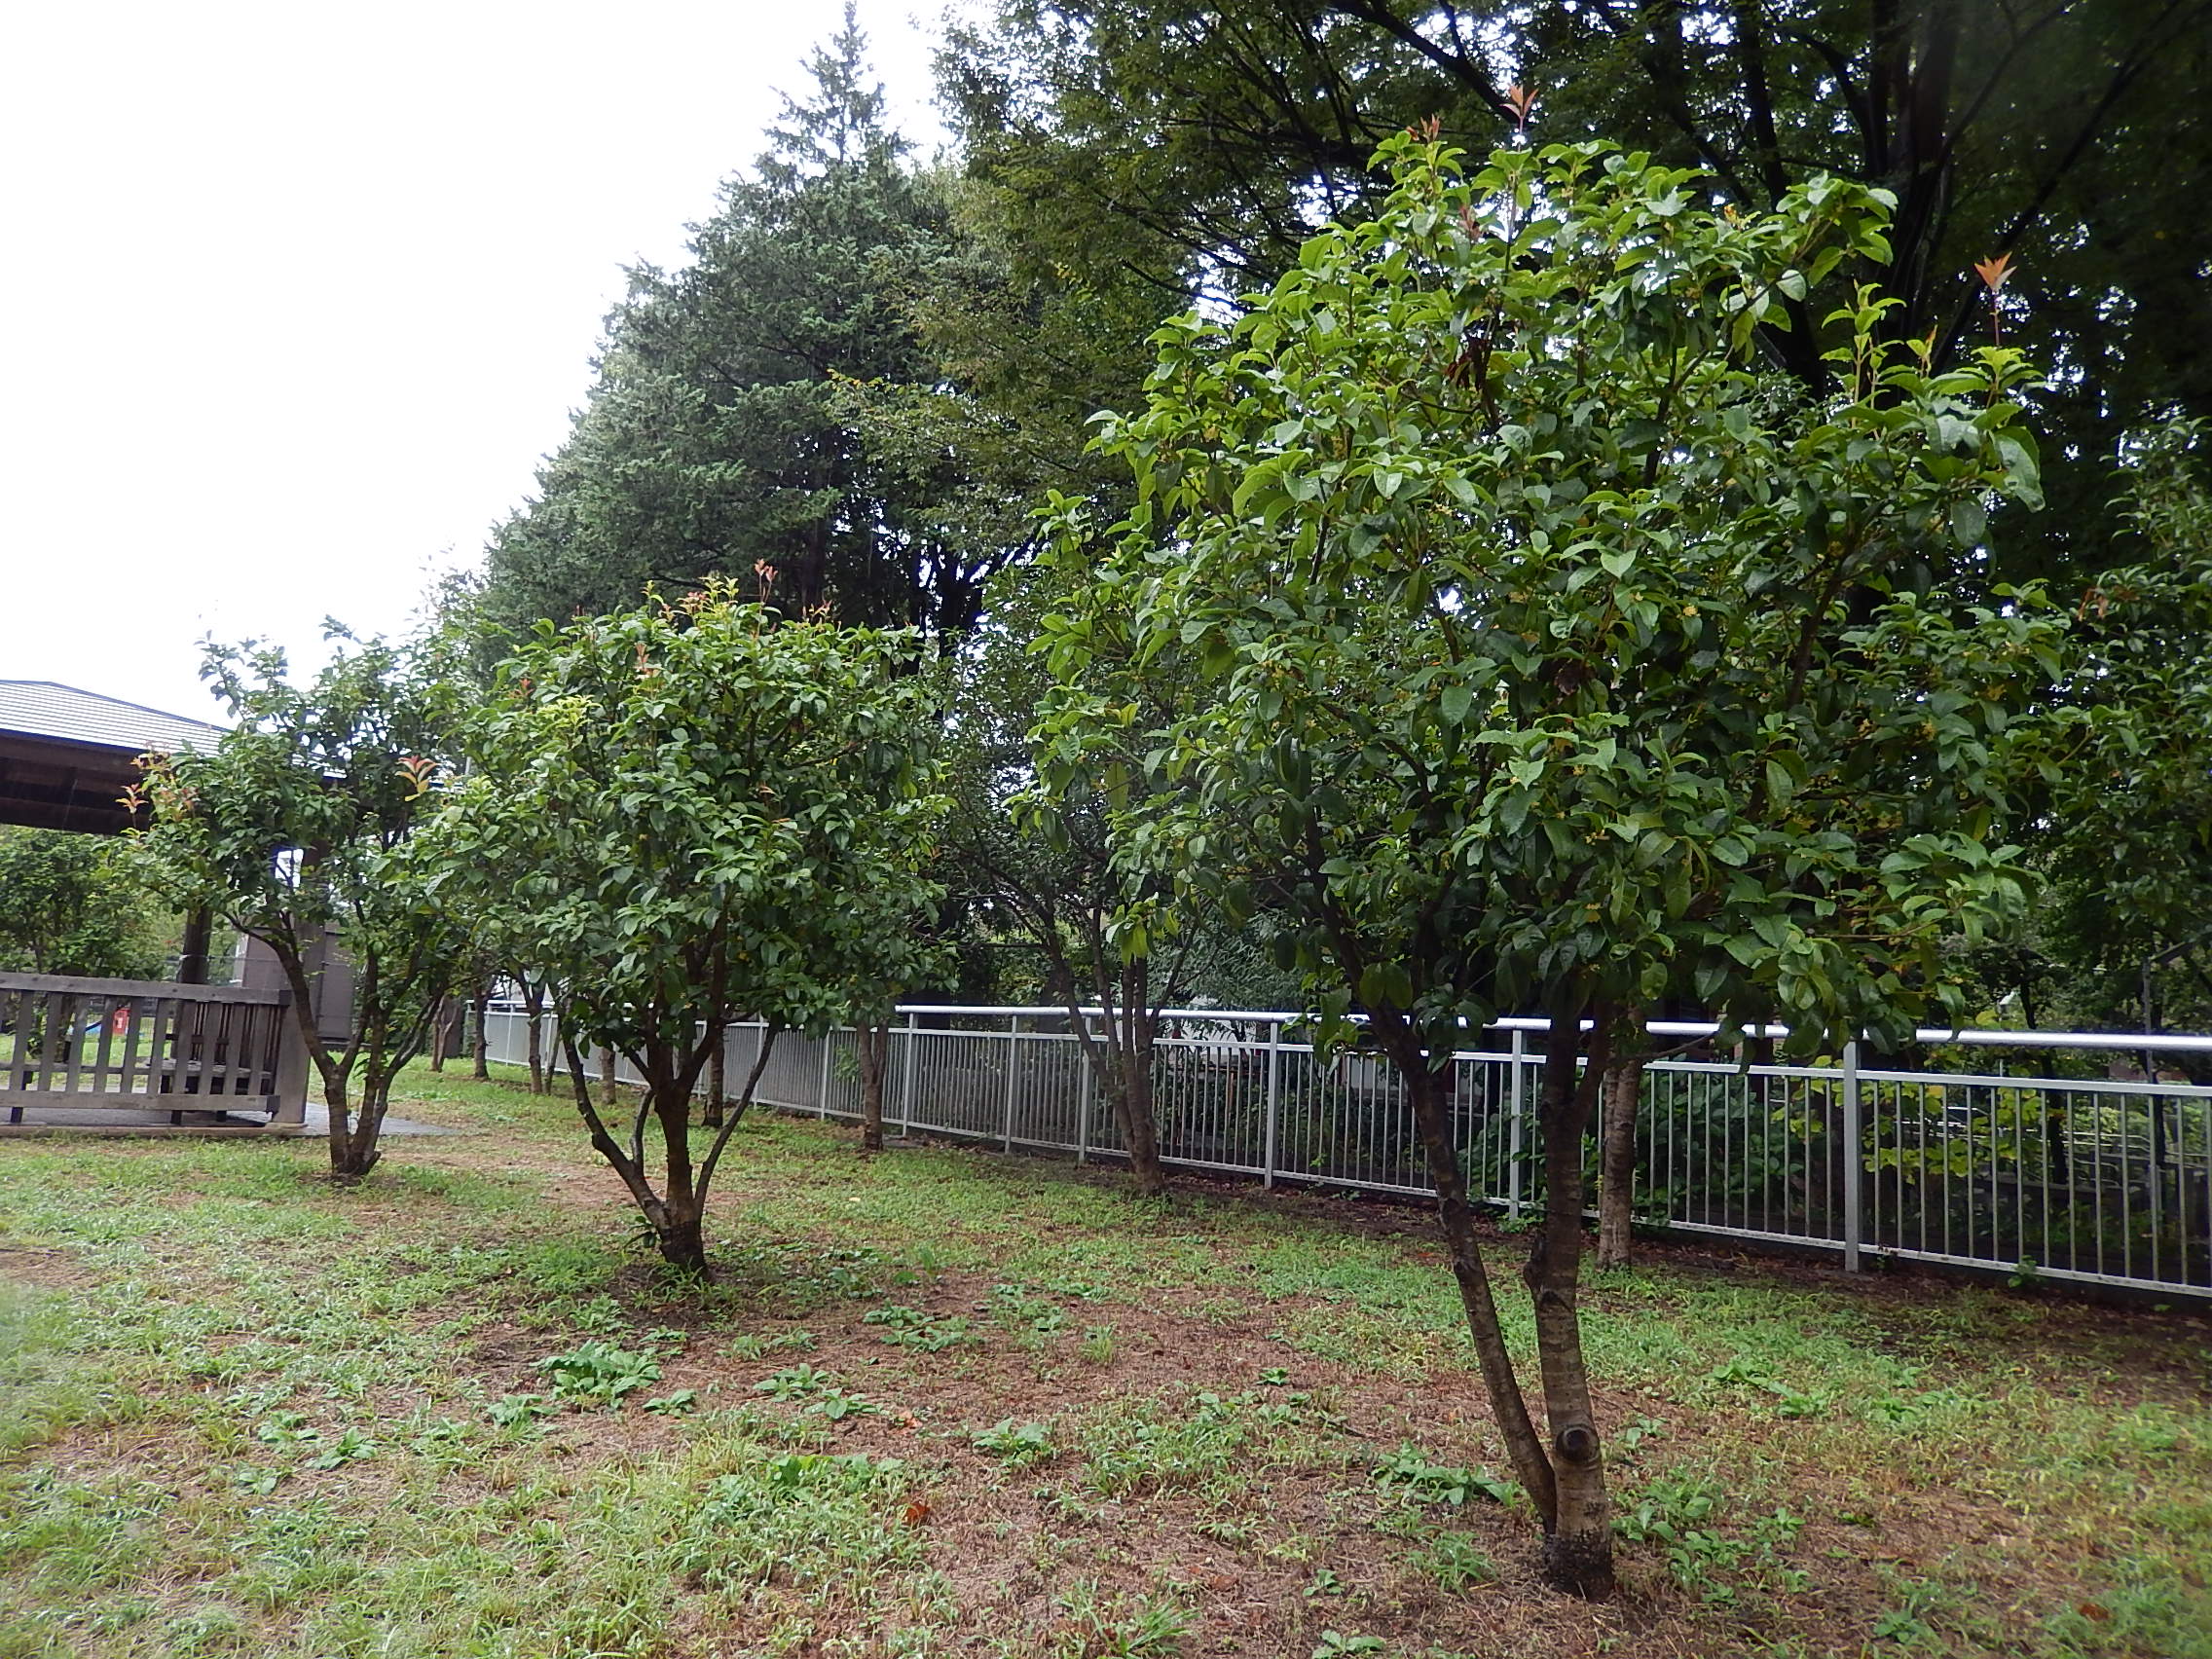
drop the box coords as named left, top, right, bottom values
left=1371, top=1442, right=1516, bottom=1508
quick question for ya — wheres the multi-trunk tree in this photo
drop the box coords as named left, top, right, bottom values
left=428, top=585, right=946, bottom=1275
left=1039, top=133, right=2064, bottom=1595
left=132, top=634, right=466, bottom=1182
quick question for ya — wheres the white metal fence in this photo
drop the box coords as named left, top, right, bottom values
left=482, top=1005, right=2212, bottom=1300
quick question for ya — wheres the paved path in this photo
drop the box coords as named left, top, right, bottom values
left=304, top=1103, right=466, bottom=1137
left=2, top=1104, right=466, bottom=1136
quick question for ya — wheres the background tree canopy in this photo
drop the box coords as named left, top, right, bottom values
left=478, top=1, right=2212, bottom=615
left=941, top=0, right=2212, bottom=582
left=0, top=830, right=173, bottom=980
left=459, top=2, right=2210, bottom=1024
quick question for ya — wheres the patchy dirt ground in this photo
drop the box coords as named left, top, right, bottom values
left=2, top=1069, right=2207, bottom=1659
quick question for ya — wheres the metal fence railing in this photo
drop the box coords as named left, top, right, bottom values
left=481, top=1006, right=2212, bottom=1299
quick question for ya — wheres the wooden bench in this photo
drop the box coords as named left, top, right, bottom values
left=0, top=972, right=306, bottom=1134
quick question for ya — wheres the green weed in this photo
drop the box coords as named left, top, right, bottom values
left=1408, top=1530, right=1495, bottom=1591
left=974, top=1418, right=1056, bottom=1465
left=535, top=1339, right=663, bottom=1407
left=864, top=1304, right=977, bottom=1351
left=1371, top=1443, right=1515, bottom=1507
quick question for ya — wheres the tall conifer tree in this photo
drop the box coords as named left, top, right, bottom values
left=483, top=8, right=1016, bottom=639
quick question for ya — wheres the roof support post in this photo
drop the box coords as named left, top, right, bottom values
left=176, top=907, right=212, bottom=986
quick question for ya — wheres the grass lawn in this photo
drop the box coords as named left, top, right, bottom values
left=1, top=1065, right=2206, bottom=1659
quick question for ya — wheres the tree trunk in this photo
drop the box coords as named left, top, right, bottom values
left=176, top=907, right=212, bottom=984
left=427, top=996, right=448, bottom=1072
left=555, top=1027, right=698, bottom=1273
left=470, top=984, right=491, bottom=1081
left=1396, top=1046, right=1557, bottom=1519
left=316, top=1054, right=386, bottom=1184
left=330, top=1127, right=381, bottom=1182
left=1526, top=1007, right=1616, bottom=1598
left=556, top=1014, right=773, bottom=1290
left=523, top=980, right=547, bottom=1094
left=859, top=1020, right=889, bottom=1152
left=651, top=1083, right=710, bottom=1276
left=273, top=939, right=371, bottom=1187
left=654, top=1198, right=709, bottom=1275
left=1117, top=1048, right=1166, bottom=1196
left=1596, top=1023, right=1649, bottom=1270
left=1112, top=963, right=1168, bottom=1196
left=331, top=1069, right=392, bottom=1183
left=704, top=1023, right=726, bottom=1129
left=320, top=1073, right=379, bottom=1183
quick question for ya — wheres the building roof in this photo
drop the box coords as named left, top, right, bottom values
left=0, top=681, right=226, bottom=756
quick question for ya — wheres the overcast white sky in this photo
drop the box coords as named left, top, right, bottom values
left=1, top=0, right=957, bottom=723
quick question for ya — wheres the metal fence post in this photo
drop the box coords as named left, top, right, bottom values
left=1842, top=1037, right=1863, bottom=1272
left=1263, top=1018, right=1282, bottom=1190
left=1076, top=1022, right=1093, bottom=1163
left=1003, top=1014, right=1021, bottom=1153
left=1507, top=1027, right=1527, bottom=1223
left=899, top=1009, right=918, bottom=1134
left=817, top=1026, right=832, bottom=1119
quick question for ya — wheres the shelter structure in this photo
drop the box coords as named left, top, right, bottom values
left=0, top=681, right=222, bottom=836
left=0, top=682, right=310, bottom=1134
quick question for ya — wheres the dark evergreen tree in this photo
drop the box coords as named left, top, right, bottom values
left=481, top=8, right=1021, bottom=639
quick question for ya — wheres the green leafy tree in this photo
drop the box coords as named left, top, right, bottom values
left=133, top=634, right=466, bottom=1182
left=1037, top=135, right=2063, bottom=1594
left=2037, top=423, right=2212, bottom=1051
left=869, top=162, right=1160, bottom=534
left=944, top=572, right=1258, bottom=1196
left=0, top=830, right=171, bottom=979
left=429, top=586, right=946, bottom=1275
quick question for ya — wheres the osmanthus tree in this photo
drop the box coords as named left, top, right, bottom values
left=943, top=575, right=1245, bottom=1197
left=1036, top=134, right=2063, bottom=1595
left=133, top=634, right=467, bottom=1182
left=425, top=585, right=946, bottom=1276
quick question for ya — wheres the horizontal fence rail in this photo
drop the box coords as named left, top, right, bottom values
left=0, top=971, right=302, bottom=1129
left=481, top=1005, right=2212, bottom=1300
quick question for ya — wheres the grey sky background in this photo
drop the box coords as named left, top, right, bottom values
left=2, top=0, right=954, bottom=723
